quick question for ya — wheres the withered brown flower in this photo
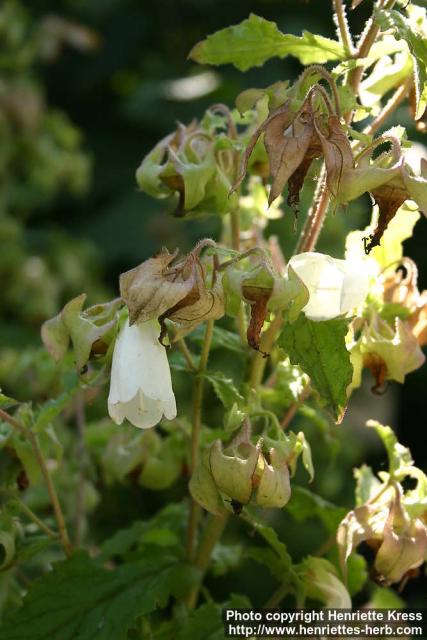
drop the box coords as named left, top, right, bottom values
left=119, top=244, right=224, bottom=343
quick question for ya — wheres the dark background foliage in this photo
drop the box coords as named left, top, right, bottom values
left=28, top=0, right=425, bottom=458
left=2, top=0, right=426, bottom=607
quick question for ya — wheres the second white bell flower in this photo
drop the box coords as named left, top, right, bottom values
left=108, top=318, right=177, bottom=429
left=288, top=252, right=370, bottom=321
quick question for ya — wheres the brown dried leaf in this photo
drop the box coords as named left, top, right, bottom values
left=243, top=287, right=270, bottom=355
left=119, top=249, right=193, bottom=325
left=409, top=290, right=427, bottom=346
left=383, top=258, right=419, bottom=308
left=170, top=272, right=225, bottom=340
left=315, top=115, right=353, bottom=197
left=287, top=139, right=321, bottom=212
left=365, top=183, right=407, bottom=253
left=267, top=105, right=316, bottom=205
left=231, top=101, right=292, bottom=194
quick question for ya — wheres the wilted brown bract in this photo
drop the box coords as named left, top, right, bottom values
left=120, top=248, right=224, bottom=341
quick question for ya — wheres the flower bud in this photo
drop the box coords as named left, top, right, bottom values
left=374, top=492, right=427, bottom=586
left=189, top=449, right=228, bottom=516
left=255, top=448, right=291, bottom=508
left=41, top=295, right=121, bottom=370
left=209, top=439, right=260, bottom=505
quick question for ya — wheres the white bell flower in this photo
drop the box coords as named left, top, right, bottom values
left=108, top=319, right=177, bottom=429
left=287, top=251, right=370, bottom=321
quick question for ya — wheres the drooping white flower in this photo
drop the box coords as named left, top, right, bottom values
left=108, top=319, right=176, bottom=429
left=287, top=251, right=369, bottom=321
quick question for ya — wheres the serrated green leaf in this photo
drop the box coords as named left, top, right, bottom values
left=33, top=382, right=80, bottom=433
left=286, top=486, right=347, bottom=533
left=0, top=393, right=20, bottom=410
left=278, top=315, right=353, bottom=423
left=375, top=8, right=427, bottom=118
left=248, top=519, right=293, bottom=575
left=177, top=596, right=251, bottom=640
left=99, top=503, right=188, bottom=561
left=189, top=14, right=346, bottom=72
left=0, top=551, right=198, bottom=640
left=189, top=325, right=245, bottom=354
left=205, top=371, right=244, bottom=409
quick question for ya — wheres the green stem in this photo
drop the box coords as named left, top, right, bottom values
left=176, top=337, right=197, bottom=371
left=186, top=318, right=215, bottom=560
left=230, top=207, right=247, bottom=344
left=186, top=513, right=229, bottom=609
left=264, top=583, right=290, bottom=608
left=0, top=409, right=73, bottom=557
left=363, top=79, right=411, bottom=137
left=74, top=392, right=86, bottom=547
left=0, top=489, right=57, bottom=539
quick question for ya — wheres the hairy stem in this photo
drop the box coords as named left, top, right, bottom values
left=349, top=0, right=397, bottom=95
left=333, top=0, right=354, bottom=56
left=294, top=165, right=329, bottom=254
left=363, top=80, right=411, bottom=137
left=0, top=409, right=72, bottom=557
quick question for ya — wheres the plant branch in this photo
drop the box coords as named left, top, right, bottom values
left=230, top=207, right=248, bottom=343
left=0, top=408, right=72, bottom=557
left=333, top=0, right=354, bottom=56
left=348, top=0, right=397, bottom=95
left=186, top=318, right=215, bottom=560
left=176, top=337, right=197, bottom=371
left=186, top=513, right=229, bottom=608
left=363, top=79, right=411, bottom=137
left=74, top=392, right=87, bottom=547
left=294, top=165, right=330, bottom=254
left=0, top=489, right=57, bottom=539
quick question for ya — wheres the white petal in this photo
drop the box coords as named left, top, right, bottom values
left=288, top=252, right=343, bottom=321
left=108, top=399, right=126, bottom=425
left=339, top=260, right=370, bottom=314
left=108, top=319, right=175, bottom=404
left=108, top=318, right=177, bottom=429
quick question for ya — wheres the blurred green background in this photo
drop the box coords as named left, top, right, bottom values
left=1, top=0, right=426, bottom=606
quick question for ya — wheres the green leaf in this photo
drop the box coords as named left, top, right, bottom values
left=369, top=586, right=405, bottom=608
left=286, top=486, right=347, bottom=533
left=189, top=14, right=346, bottom=72
left=248, top=519, right=293, bottom=577
left=0, top=551, right=198, bottom=640
left=0, top=513, right=16, bottom=570
left=367, top=420, right=413, bottom=478
left=375, top=8, right=427, bottom=118
left=205, top=371, right=244, bottom=409
left=33, top=380, right=80, bottom=433
left=177, top=603, right=225, bottom=640
left=99, top=503, right=188, bottom=561
left=177, top=596, right=250, bottom=640
left=0, top=393, right=20, bottom=410
left=189, top=325, right=245, bottom=354
left=278, top=315, right=353, bottom=423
